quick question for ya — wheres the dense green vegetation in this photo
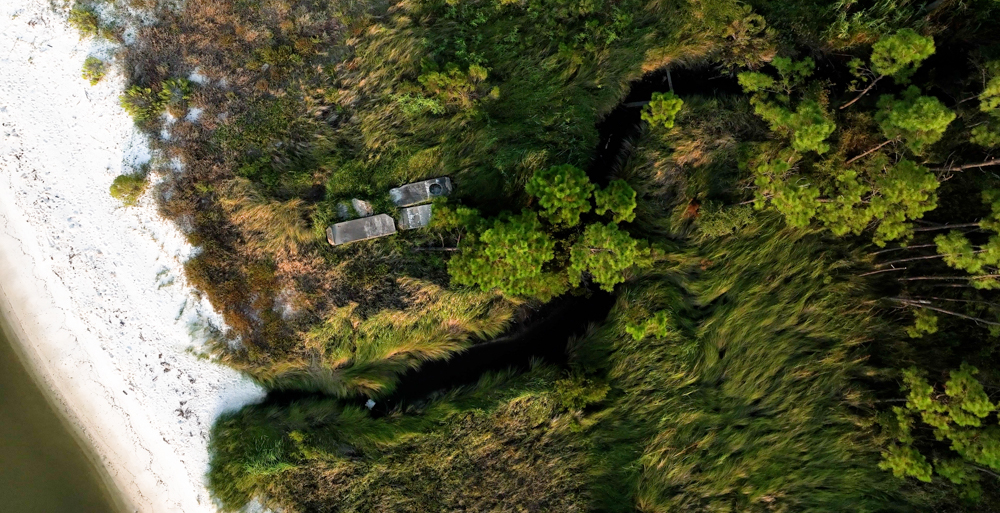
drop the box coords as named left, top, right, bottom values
left=108, top=171, right=148, bottom=207
left=67, top=0, right=1000, bottom=510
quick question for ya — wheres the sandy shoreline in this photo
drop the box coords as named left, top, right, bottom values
left=0, top=2, right=265, bottom=512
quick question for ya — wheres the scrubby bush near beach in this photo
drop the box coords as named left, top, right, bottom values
left=81, top=56, right=106, bottom=85
left=109, top=172, right=147, bottom=206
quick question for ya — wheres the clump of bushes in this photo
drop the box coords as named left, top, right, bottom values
left=81, top=57, right=106, bottom=86
left=159, top=78, right=192, bottom=118
left=67, top=5, right=101, bottom=39
left=443, top=164, right=649, bottom=300
left=120, top=86, right=165, bottom=122
left=109, top=172, right=149, bottom=206
left=119, top=78, right=192, bottom=122
left=67, top=4, right=115, bottom=41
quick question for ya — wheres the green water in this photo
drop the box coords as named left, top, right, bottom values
left=0, top=313, right=123, bottom=512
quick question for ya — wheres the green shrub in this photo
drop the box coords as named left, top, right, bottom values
left=109, top=173, right=148, bottom=206
left=159, top=78, right=193, bottom=118
left=67, top=5, right=101, bottom=39
left=81, top=56, right=106, bottom=86
left=525, top=164, right=595, bottom=228
left=697, top=203, right=756, bottom=238
left=594, top=180, right=637, bottom=223
left=641, top=91, right=684, bottom=129
left=120, top=85, right=166, bottom=123
left=876, top=86, right=956, bottom=154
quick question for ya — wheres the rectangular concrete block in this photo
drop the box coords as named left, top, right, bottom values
left=389, top=177, right=452, bottom=207
left=398, top=204, right=434, bottom=230
left=327, top=214, right=397, bottom=246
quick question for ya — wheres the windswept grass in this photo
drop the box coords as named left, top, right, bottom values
left=209, top=364, right=590, bottom=512
left=255, top=278, right=519, bottom=397
left=579, top=220, right=919, bottom=512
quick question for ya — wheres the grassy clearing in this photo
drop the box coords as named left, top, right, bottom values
left=253, top=278, right=520, bottom=397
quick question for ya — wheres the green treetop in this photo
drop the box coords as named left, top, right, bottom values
left=876, top=86, right=956, bottom=154
left=752, top=155, right=821, bottom=228
left=525, top=164, right=595, bottom=227
left=739, top=58, right=836, bottom=155
left=934, top=189, right=1000, bottom=288
left=568, top=222, right=650, bottom=291
left=738, top=56, right=814, bottom=95
left=905, top=309, right=939, bottom=338
left=448, top=210, right=567, bottom=301
left=972, top=62, right=1000, bottom=147
left=980, top=66, right=1000, bottom=113
left=870, top=28, right=936, bottom=83
left=754, top=152, right=938, bottom=246
left=785, top=100, right=837, bottom=154
left=865, top=159, right=939, bottom=245
left=594, top=179, right=637, bottom=223
left=641, top=91, right=684, bottom=129
left=881, top=364, right=999, bottom=499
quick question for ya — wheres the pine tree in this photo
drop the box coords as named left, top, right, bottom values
left=594, top=179, right=637, bottom=223
left=869, top=28, right=936, bottom=83
left=881, top=364, right=999, bottom=493
left=876, top=86, right=956, bottom=154
left=867, top=159, right=939, bottom=246
left=641, top=91, right=684, bottom=129
left=568, top=222, right=649, bottom=292
left=739, top=58, right=835, bottom=155
left=525, top=164, right=595, bottom=227
left=448, top=210, right=567, bottom=301
left=972, top=62, right=1000, bottom=147
left=934, top=189, right=1000, bottom=287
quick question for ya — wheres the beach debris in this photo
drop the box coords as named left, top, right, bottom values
left=389, top=177, right=452, bottom=207
left=337, top=198, right=375, bottom=220
left=398, top=204, right=434, bottom=230
left=326, top=214, right=396, bottom=246
left=351, top=198, right=374, bottom=217
left=336, top=202, right=350, bottom=219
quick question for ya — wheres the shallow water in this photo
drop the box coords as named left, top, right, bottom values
left=0, top=312, right=121, bottom=512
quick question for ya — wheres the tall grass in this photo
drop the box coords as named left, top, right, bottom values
left=208, top=364, right=590, bottom=512
left=579, top=220, right=921, bottom=511
left=254, top=278, right=519, bottom=397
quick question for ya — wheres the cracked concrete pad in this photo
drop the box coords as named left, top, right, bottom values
left=327, top=214, right=397, bottom=245
left=389, top=177, right=452, bottom=207
left=398, top=204, right=433, bottom=230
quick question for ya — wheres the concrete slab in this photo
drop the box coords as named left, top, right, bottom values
left=326, top=214, right=397, bottom=246
left=398, top=204, right=434, bottom=230
left=389, top=177, right=452, bottom=207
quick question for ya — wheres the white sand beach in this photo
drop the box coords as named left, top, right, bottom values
left=0, top=1, right=265, bottom=511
